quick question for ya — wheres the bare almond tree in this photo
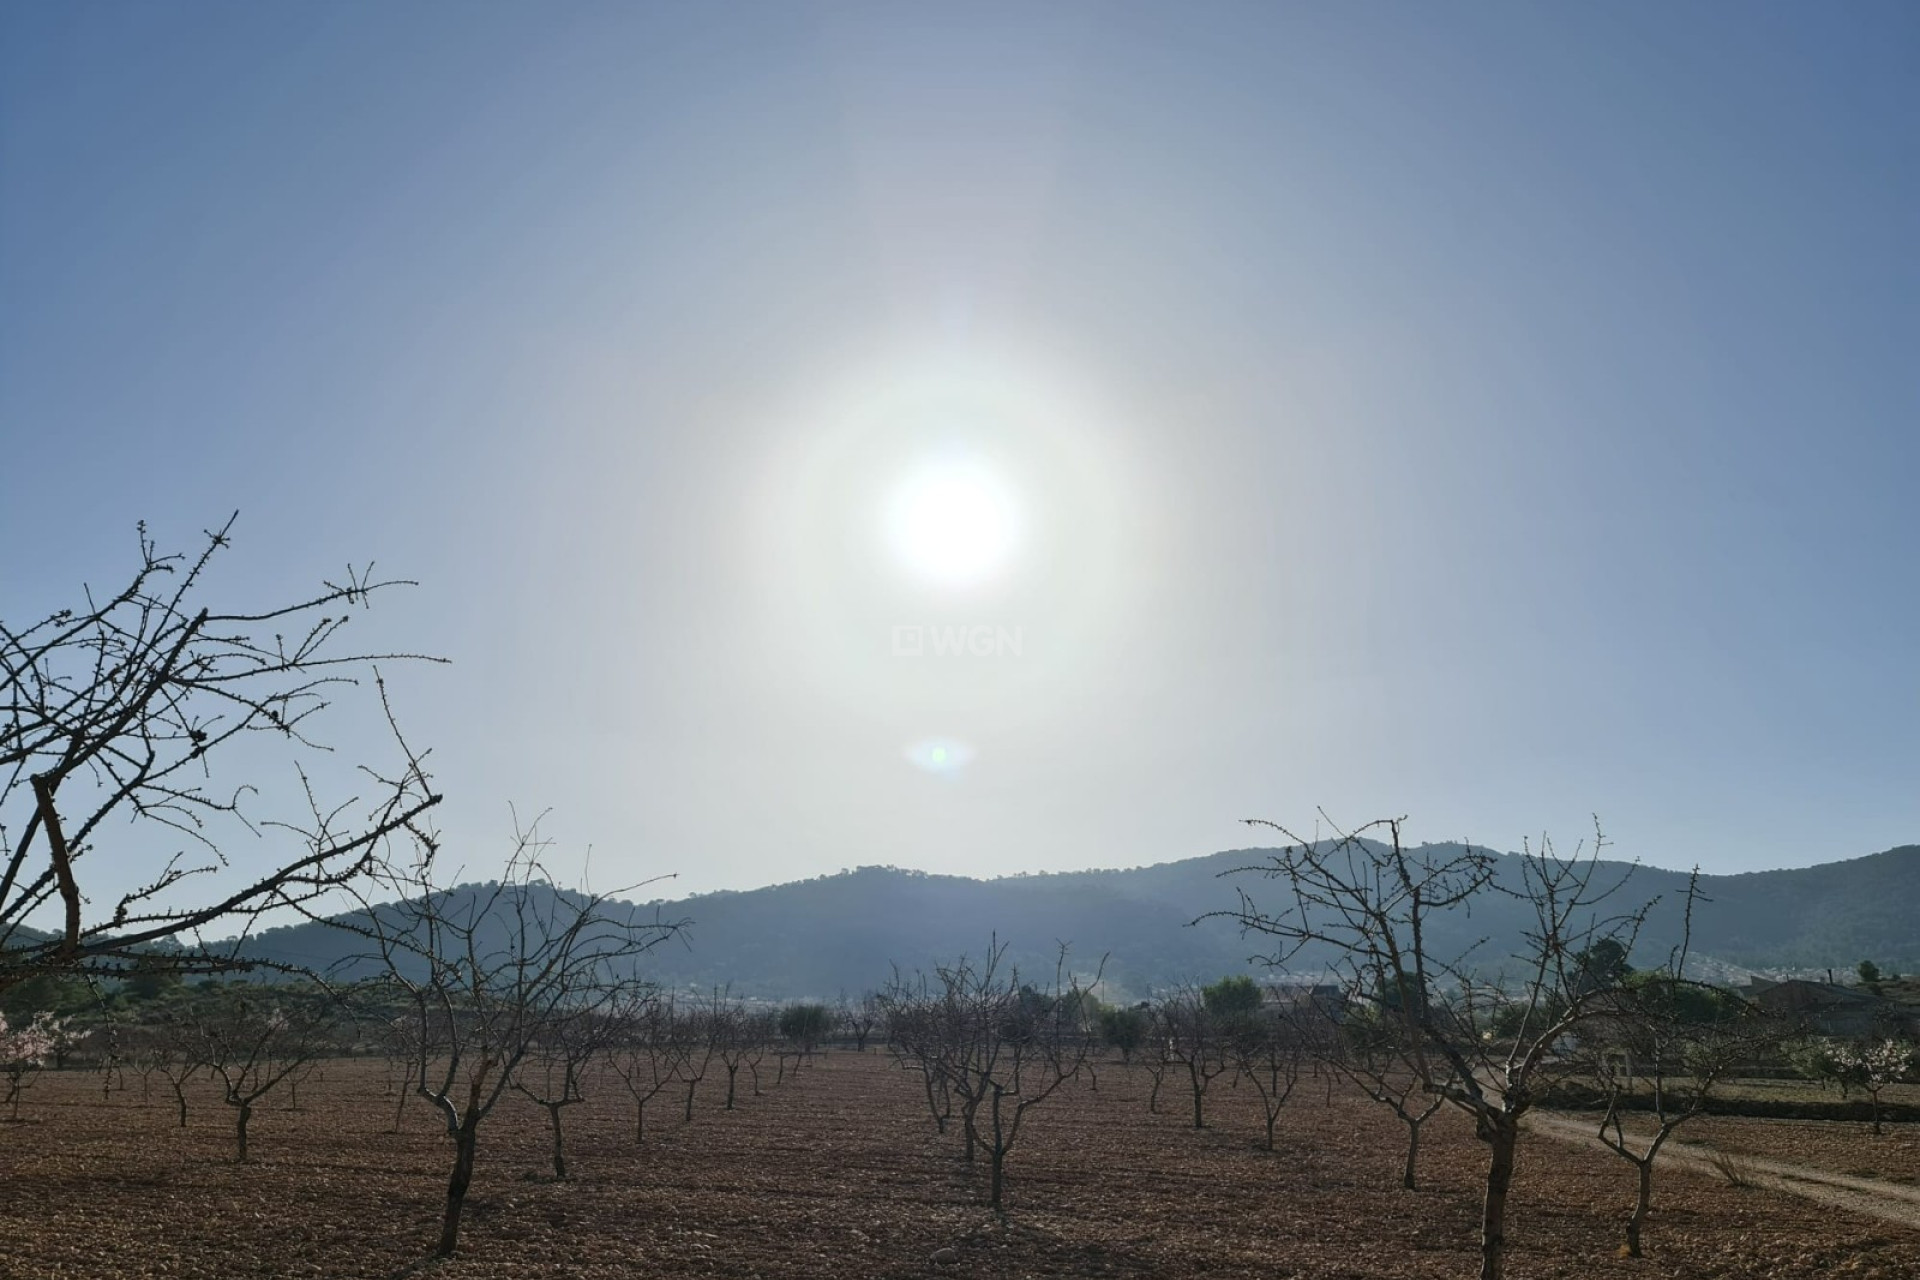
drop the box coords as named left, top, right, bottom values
left=1, top=517, right=441, bottom=993
left=1214, top=815, right=1661, bottom=1280
left=907, top=940, right=1103, bottom=1211
left=1331, top=1005, right=1446, bottom=1190
left=345, top=820, right=680, bottom=1257
left=510, top=987, right=630, bottom=1180
left=1228, top=1012, right=1305, bottom=1150
left=882, top=975, right=954, bottom=1135
left=840, top=991, right=880, bottom=1053
left=187, top=984, right=339, bottom=1162
left=1160, top=989, right=1230, bottom=1130
left=1582, top=977, right=1769, bottom=1257
left=674, top=1000, right=716, bottom=1123
left=1136, top=1009, right=1177, bottom=1114
left=604, top=991, right=682, bottom=1144
left=153, top=1015, right=204, bottom=1128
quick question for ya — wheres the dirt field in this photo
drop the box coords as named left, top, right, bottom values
left=1662, top=1113, right=1920, bottom=1185
left=3, top=1052, right=1918, bottom=1279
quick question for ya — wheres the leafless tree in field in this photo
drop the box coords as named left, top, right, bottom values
left=153, top=1016, right=204, bottom=1128
left=1213, top=815, right=1660, bottom=1280
left=120, top=1025, right=168, bottom=1104
left=605, top=991, right=683, bottom=1144
left=1228, top=1011, right=1305, bottom=1150
left=1581, top=976, right=1770, bottom=1257
left=882, top=976, right=953, bottom=1134
left=1160, top=989, right=1230, bottom=1130
left=1, top=516, right=442, bottom=994
left=1330, top=1005, right=1446, bottom=1189
left=1135, top=1009, right=1176, bottom=1115
left=344, top=819, right=680, bottom=1257
left=510, top=985, right=631, bottom=1180
left=906, top=939, right=1103, bottom=1211
left=839, top=991, right=880, bottom=1052
left=187, top=984, right=340, bottom=1161
left=710, top=995, right=760, bottom=1110
left=674, top=1000, right=717, bottom=1123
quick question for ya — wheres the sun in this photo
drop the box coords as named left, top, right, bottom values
left=884, top=459, right=1018, bottom=589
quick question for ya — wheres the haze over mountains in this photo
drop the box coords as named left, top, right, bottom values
left=238, top=843, right=1920, bottom=1001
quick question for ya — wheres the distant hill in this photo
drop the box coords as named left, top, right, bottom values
left=231, top=843, right=1920, bottom=1001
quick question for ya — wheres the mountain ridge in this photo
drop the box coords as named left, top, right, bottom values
left=226, top=841, right=1920, bottom=1000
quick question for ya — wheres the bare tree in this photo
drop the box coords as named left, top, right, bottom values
left=906, top=940, right=1102, bottom=1211
left=674, top=1000, right=716, bottom=1123
left=347, top=821, right=679, bottom=1257
left=1331, top=1004, right=1446, bottom=1190
left=510, top=987, right=630, bottom=1180
left=1581, top=977, right=1770, bottom=1257
left=120, top=1024, right=168, bottom=1105
left=1160, top=989, right=1230, bottom=1130
left=188, top=984, right=339, bottom=1162
left=1228, top=1012, right=1305, bottom=1150
left=710, top=995, right=756, bottom=1111
left=604, top=991, right=682, bottom=1144
left=1, top=517, right=441, bottom=993
left=839, top=991, right=880, bottom=1053
left=1214, top=815, right=1661, bottom=1280
left=882, top=975, right=954, bottom=1135
left=153, top=1015, right=204, bottom=1128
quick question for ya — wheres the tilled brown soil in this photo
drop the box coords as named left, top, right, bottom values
left=1663, top=1113, right=1920, bottom=1185
left=2, top=1053, right=1918, bottom=1279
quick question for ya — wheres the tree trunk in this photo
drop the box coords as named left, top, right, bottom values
left=634, top=1099, right=647, bottom=1144
left=988, top=1091, right=1007, bottom=1210
left=438, top=1122, right=479, bottom=1257
left=173, top=1083, right=189, bottom=1128
left=235, top=1100, right=251, bottom=1163
left=1479, top=1114, right=1518, bottom=1280
left=1189, top=1066, right=1206, bottom=1129
left=922, top=1070, right=946, bottom=1133
left=546, top=1102, right=568, bottom=1180
left=1402, top=1116, right=1424, bottom=1191
left=1626, top=1158, right=1652, bottom=1258
left=724, top=1064, right=738, bottom=1110
left=683, top=1078, right=697, bottom=1122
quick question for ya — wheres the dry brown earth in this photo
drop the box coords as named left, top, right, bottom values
left=2, top=1053, right=1918, bottom=1278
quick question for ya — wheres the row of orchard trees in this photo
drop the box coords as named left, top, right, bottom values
left=881, top=940, right=1101, bottom=1210
left=0, top=934, right=842, bottom=1256
left=1200, top=815, right=1920, bottom=1280
left=0, top=523, right=856, bottom=1261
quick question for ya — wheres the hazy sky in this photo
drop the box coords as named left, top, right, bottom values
left=4, top=3, right=1915, bottom=898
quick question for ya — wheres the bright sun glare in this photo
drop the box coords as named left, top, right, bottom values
left=884, top=460, right=1018, bottom=588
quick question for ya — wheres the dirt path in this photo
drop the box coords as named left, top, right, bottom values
left=1526, top=1107, right=1920, bottom=1232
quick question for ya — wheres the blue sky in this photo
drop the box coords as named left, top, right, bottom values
left=3, top=2, right=1915, bottom=897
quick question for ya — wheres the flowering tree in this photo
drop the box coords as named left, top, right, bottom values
left=1831, top=1037, right=1916, bottom=1136
left=0, top=1011, right=65, bottom=1120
